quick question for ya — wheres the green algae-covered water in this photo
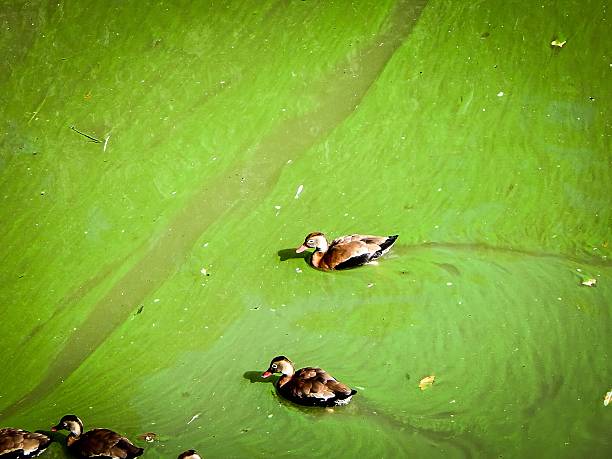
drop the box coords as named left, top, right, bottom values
left=1, top=0, right=611, bottom=457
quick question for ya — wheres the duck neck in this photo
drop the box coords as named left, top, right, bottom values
left=315, top=239, right=329, bottom=253
left=278, top=374, right=293, bottom=388
left=66, top=419, right=83, bottom=438
left=67, top=435, right=79, bottom=446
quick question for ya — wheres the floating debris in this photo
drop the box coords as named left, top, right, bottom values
left=497, top=91, right=504, bottom=97
left=550, top=39, right=567, bottom=48
left=581, top=278, right=597, bottom=287
left=187, top=413, right=200, bottom=425
left=70, top=125, right=101, bottom=143
left=137, top=432, right=158, bottom=442
left=103, top=135, right=110, bottom=152
left=200, top=268, right=210, bottom=276
left=604, top=390, right=612, bottom=407
left=295, top=268, right=303, bottom=274
left=294, top=184, right=304, bottom=199
left=419, top=375, right=435, bottom=391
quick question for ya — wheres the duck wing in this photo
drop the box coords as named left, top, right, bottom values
left=0, top=428, right=51, bottom=457
left=75, top=429, right=143, bottom=458
left=282, top=367, right=354, bottom=406
left=326, top=235, right=398, bottom=269
left=331, top=234, right=379, bottom=245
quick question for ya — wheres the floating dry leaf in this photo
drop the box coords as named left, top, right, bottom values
left=551, top=39, right=566, bottom=48
left=419, top=375, right=435, bottom=390
left=137, top=432, right=158, bottom=442
left=604, top=390, right=612, bottom=407
left=581, top=278, right=597, bottom=287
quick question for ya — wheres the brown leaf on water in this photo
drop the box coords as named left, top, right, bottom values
left=137, top=432, right=158, bottom=442
left=581, top=278, right=597, bottom=287
left=419, top=375, right=435, bottom=390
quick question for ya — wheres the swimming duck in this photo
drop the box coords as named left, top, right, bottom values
left=262, top=356, right=357, bottom=407
left=51, top=415, right=143, bottom=458
left=178, top=450, right=202, bottom=459
left=0, top=428, right=52, bottom=458
left=296, top=232, right=398, bottom=270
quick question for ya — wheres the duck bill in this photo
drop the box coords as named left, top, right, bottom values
left=50, top=424, right=60, bottom=432
left=295, top=245, right=308, bottom=253
left=261, top=371, right=273, bottom=378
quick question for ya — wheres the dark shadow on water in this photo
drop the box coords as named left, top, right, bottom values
left=277, top=248, right=308, bottom=262
left=36, top=430, right=70, bottom=455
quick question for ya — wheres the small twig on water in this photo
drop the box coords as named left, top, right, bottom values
left=70, top=125, right=101, bottom=143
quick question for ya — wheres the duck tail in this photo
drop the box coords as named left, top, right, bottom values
left=373, top=235, right=398, bottom=258
left=117, top=440, right=144, bottom=458
left=383, top=235, right=399, bottom=248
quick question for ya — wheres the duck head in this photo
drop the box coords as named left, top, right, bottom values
left=51, top=414, right=83, bottom=437
left=178, top=450, right=202, bottom=459
left=262, top=356, right=295, bottom=378
left=296, top=232, right=328, bottom=253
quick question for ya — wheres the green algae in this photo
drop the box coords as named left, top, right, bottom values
left=1, top=0, right=611, bottom=457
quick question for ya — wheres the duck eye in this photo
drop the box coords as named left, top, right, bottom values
left=271, top=363, right=277, bottom=369
left=307, top=240, right=314, bottom=244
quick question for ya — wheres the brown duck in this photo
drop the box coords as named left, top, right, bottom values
left=51, top=415, right=143, bottom=458
left=262, top=356, right=357, bottom=407
left=296, top=232, right=398, bottom=270
left=177, top=450, right=202, bottom=459
left=0, top=428, right=51, bottom=458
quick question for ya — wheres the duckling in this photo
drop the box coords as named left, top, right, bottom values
left=178, top=450, right=202, bottom=459
left=0, top=428, right=51, bottom=458
left=51, top=415, right=143, bottom=458
left=296, top=232, right=398, bottom=270
left=262, top=356, right=357, bottom=407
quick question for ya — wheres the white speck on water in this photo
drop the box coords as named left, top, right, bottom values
left=367, top=283, right=374, bottom=288
left=267, top=414, right=273, bottom=418
left=446, top=282, right=453, bottom=286
left=497, top=91, right=504, bottom=97
left=437, top=187, right=442, bottom=191
left=203, top=242, right=209, bottom=248
left=274, top=205, right=281, bottom=210
left=103, top=135, right=110, bottom=152
left=294, top=184, right=304, bottom=199
left=187, top=413, right=201, bottom=424
left=200, top=268, right=207, bottom=276
left=295, top=268, right=302, bottom=273
left=153, top=298, right=160, bottom=303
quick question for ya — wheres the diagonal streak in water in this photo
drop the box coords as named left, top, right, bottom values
left=0, top=0, right=429, bottom=420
